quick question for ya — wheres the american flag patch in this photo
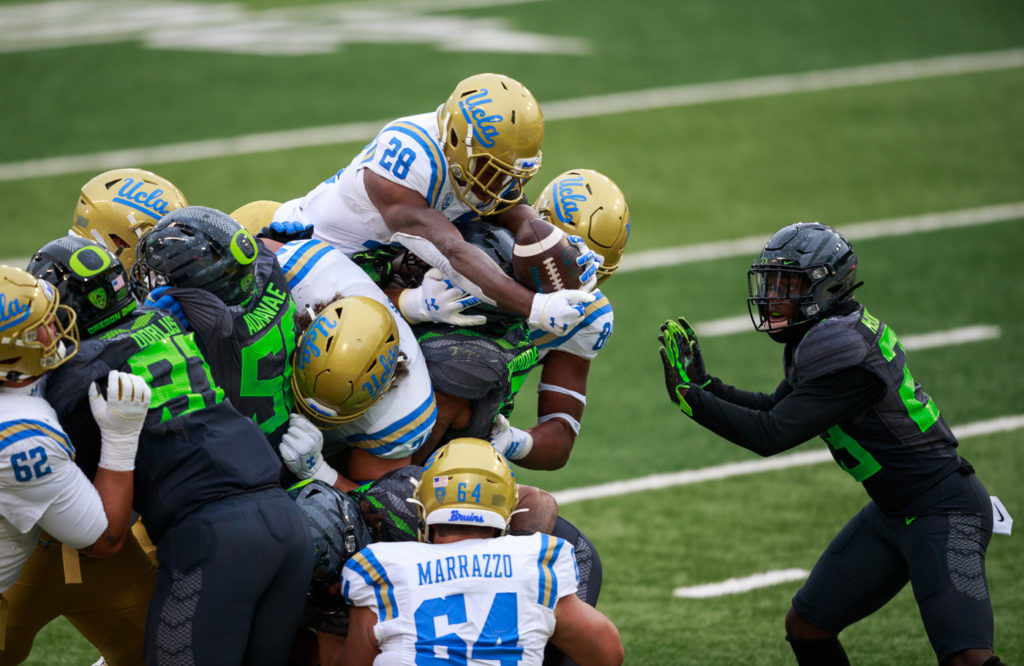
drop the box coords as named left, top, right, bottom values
left=112, top=274, right=125, bottom=290
left=432, top=475, right=448, bottom=488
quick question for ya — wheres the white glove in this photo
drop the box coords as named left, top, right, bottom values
left=566, top=234, right=603, bottom=293
left=528, top=290, right=596, bottom=335
left=278, top=413, right=339, bottom=486
left=489, top=414, right=534, bottom=461
left=89, top=370, right=151, bottom=472
left=398, top=268, right=486, bottom=326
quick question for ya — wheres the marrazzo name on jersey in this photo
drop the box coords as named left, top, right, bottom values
left=417, top=552, right=514, bottom=586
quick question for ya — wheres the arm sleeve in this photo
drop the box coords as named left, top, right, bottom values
left=685, top=366, right=885, bottom=456
left=701, top=376, right=791, bottom=411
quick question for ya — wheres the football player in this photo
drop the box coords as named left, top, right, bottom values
left=489, top=169, right=630, bottom=469
left=0, top=266, right=150, bottom=660
left=658, top=222, right=1006, bottom=666
left=129, top=206, right=299, bottom=455
left=70, top=168, right=188, bottom=273
left=29, top=239, right=314, bottom=665
left=340, top=438, right=624, bottom=666
left=271, top=73, right=598, bottom=337
left=271, top=236, right=438, bottom=488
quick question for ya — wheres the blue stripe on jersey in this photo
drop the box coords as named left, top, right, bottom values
left=388, top=122, right=446, bottom=208
left=536, top=533, right=565, bottom=608
left=323, top=167, right=346, bottom=184
left=344, top=393, right=437, bottom=456
left=278, top=239, right=323, bottom=275
left=0, top=420, right=74, bottom=457
left=345, top=549, right=398, bottom=621
left=359, top=139, right=378, bottom=165
left=283, top=242, right=336, bottom=291
left=530, top=295, right=612, bottom=350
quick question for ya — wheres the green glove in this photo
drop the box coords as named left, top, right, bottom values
left=658, top=317, right=711, bottom=416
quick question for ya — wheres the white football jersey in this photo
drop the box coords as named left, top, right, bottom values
left=0, top=386, right=107, bottom=592
left=274, top=110, right=474, bottom=258
left=343, top=532, right=578, bottom=666
left=528, top=289, right=614, bottom=361
left=276, top=240, right=436, bottom=460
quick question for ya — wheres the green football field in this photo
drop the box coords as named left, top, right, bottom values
left=4, top=0, right=1023, bottom=663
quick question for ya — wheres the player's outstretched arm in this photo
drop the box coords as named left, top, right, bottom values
left=85, top=370, right=152, bottom=556
left=365, top=170, right=545, bottom=317
left=551, top=594, right=624, bottom=666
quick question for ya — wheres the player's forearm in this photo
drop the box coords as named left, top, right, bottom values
left=84, top=468, right=134, bottom=557
left=516, top=419, right=576, bottom=470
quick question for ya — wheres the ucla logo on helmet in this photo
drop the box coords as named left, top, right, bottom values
left=458, top=88, right=502, bottom=149
left=361, top=345, right=399, bottom=398
left=113, top=178, right=175, bottom=221
left=552, top=175, right=587, bottom=226
left=297, top=314, right=337, bottom=370
left=0, top=295, right=31, bottom=332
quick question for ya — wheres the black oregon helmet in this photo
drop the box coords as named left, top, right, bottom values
left=287, top=480, right=372, bottom=610
left=28, top=236, right=137, bottom=337
left=747, top=222, right=861, bottom=338
left=131, top=205, right=259, bottom=306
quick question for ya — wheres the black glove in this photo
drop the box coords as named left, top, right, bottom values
left=259, top=220, right=314, bottom=244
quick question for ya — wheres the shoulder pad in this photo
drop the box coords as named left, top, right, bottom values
left=793, top=309, right=869, bottom=382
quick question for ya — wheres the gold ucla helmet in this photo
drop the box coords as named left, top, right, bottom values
left=0, top=266, right=79, bottom=381
left=230, top=200, right=282, bottom=238
left=292, top=296, right=401, bottom=428
left=535, top=169, right=630, bottom=285
left=415, top=437, right=519, bottom=542
left=437, top=73, right=543, bottom=215
left=71, top=168, right=189, bottom=272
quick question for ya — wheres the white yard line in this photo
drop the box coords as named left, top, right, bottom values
left=552, top=414, right=1024, bottom=506
left=1, top=48, right=1022, bottom=182
left=673, top=568, right=810, bottom=599
left=620, top=202, right=1024, bottom=272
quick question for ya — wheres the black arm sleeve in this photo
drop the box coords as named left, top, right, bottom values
left=685, top=366, right=885, bottom=456
left=702, top=375, right=791, bottom=411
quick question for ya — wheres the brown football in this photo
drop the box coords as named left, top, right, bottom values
left=512, top=217, right=583, bottom=293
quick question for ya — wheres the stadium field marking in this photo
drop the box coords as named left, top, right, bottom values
left=552, top=414, right=1024, bottom=506
left=620, top=202, right=1024, bottom=273
left=1, top=48, right=1022, bottom=182
left=2, top=203, right=1021, bottom=271
left=673, top=568, right=809, bottom=599
left=696, top=316, right=1001, bottom=350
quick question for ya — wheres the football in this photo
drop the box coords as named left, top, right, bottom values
left=512, top=217, right=583, bottom=293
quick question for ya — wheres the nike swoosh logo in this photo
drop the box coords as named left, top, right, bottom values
left=995, top=506, right=1006, bottom=522
left=905, top=516, right=917, bottom=525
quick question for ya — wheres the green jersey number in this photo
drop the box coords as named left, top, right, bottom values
left=127, top=333, right=224, bottom=423
left=239, top=306, right=296, bottom=436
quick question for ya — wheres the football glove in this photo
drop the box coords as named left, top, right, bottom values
left=398, top=268, right=486, bottom=326
left=145, top=286, right=190, bottom=331
left=566, top=234, right=603, bottom=293
left=279, top=413, right=339, bottom=486
left=658, top=317, right=710, bottom=416
left=260, top=220, right=314, bottom=243
left=489, top=414, right=534, bottom=461
left=90, top=370, right=152, bottom=471
left=529, top=289, right=596, bottom=335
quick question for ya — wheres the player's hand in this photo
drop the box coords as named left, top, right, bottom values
left=279, top=413, right=339, bottom=485
left=398, top=268, right=486, bottom=326
left=90, top=370, right=151, bottom=471
left=145, top=286, right=190, bottom=331
left=261, top=220, right=314, bottom=243
left=489, top=414, right=534, bottom=461
left=566, top=234, right=602, bottom=293
left=658, top=318, right=704, bottom=417
left=529, top=290, right=596, bottom=335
